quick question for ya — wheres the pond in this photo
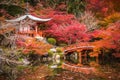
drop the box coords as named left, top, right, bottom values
left=0, top=47, right=119, bottom=80
left=16, top=53, right=108, bottom=80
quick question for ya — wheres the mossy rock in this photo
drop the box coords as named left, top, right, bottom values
left=48, top=50, right=54, bottom=56
left=56, top=47, right=62, bottom=53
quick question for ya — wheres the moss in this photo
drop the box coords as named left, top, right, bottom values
left=56, top=47, right=62, bottom=53
left=47, top=38, right=56, bottom=45
left=48, top=50, right=54, bottom=56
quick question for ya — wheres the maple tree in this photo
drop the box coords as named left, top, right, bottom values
left=16, top=38, right=53, bottom=55
left=90, top=22, right=120, bottom=58
left=43, top=11, right=90, bottom=44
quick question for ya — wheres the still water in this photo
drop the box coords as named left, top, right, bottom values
left=17, top=53, right=100, bottom=80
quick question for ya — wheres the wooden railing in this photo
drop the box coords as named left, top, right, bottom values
left=18, top=30, right=44, bottom=37
left=63, top=42, right=95, bottom=54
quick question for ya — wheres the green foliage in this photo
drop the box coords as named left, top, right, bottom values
left=0, top=4, right=8, bottom=9
left=47, top=38, right=56, bottom=45
left=24, top=0, right=39, bottom=6
left=17, top=65, right=27, bottom=71
left=0, top=49, right=28, bottom=80
left=57, top=48, right=63, bottom=57
left=38, top=24, right=46, bottom=30
left=0, top=4, right=25, bottom=17
left=48, top=50, right=54, bottom=56
left=7, top=5, right=25, bottom=16
left=67, top=0, right=86, bottom=17
left=58, top=43, right=67, bottom=47
left=42, top=0, right=86, bottom=17
left=56, top=47, right=62, bottom=53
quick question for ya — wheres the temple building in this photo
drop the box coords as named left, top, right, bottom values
left=6, top=14, right=52, bottom=38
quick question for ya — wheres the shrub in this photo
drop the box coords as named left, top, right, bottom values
left=56, top=47, right=62, bottom=53
left=48, top=50, right=53, bottom=56
left=59, top=43, right=67, bottom=47
left=47, top=38, right=56, bottom=45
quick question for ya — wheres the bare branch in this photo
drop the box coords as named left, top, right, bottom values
left=0, top=55, right=23, bottom=65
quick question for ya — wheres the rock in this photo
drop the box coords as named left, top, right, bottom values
left=22, top=59, right=30, bottom=66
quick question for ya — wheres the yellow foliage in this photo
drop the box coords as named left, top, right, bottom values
left=99, top=12, right=120, bottom=27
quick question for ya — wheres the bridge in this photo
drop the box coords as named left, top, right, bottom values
left=63, top=42, right=99, bottom=64
left=61, top=42, right=99, bottom=74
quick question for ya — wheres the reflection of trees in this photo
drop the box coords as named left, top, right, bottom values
left=0, top=48, right=28, bottom=80
left=18, top=65, right=53, bottom=80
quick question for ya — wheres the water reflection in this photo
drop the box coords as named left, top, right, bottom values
left=65, top=52, right=79, bottom=64
left=16, top=47, right=98, bottom=80
left=47, top=47, right=64, bottom=69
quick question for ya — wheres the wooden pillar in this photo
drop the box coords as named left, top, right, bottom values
left=96, top=54, right=99, bottom=63
left=79, top=52, right=82, bottom=64
left=77, top=49, right=82, bottom=64
left=35, top=26, right=38, bottom=35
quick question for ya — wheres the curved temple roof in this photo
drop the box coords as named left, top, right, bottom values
left=6, top=14, right=52, bottom=22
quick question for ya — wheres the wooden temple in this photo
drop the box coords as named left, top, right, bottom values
left=18, top=24, right=43, bottom=37
left=5, top=14, right=52, bottom=38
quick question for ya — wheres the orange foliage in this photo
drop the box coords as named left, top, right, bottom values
left=17, top=38, right=53, bottom=55
left=92, top=22, right=120, bottom=56
left=0, top=27, right=15, bottom=34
